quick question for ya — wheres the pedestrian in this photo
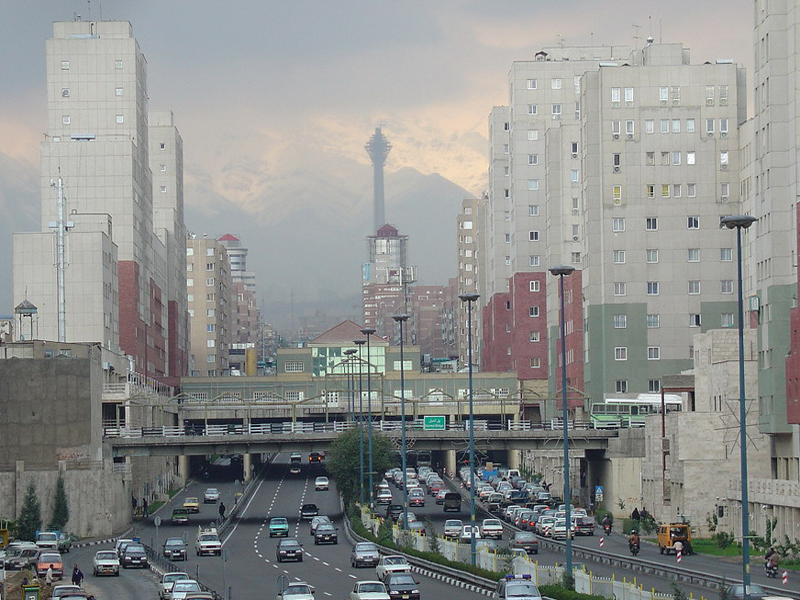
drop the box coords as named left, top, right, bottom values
left=673, top=539, right=684, bottom=555
left=71, top=564, right=84, bottom=587
left=45, top=564, right=54, bottom=586
left=132, top=494, right=138, bottom=515
left=641, top=506, right=649, bottom=520
left=631, top=507, right=640, bottom=521
left=218, top=501, right=226, bottom=520
left=142, top=497, right=148, bottom=517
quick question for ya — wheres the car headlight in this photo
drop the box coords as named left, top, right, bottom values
left=412, top=590, right=420, bottom=594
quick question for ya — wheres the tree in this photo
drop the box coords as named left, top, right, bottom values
left=49, top=475, right=69, bottom=531
left=17, top=483, right=42, bottom=541
left=325, top=428, right=397, bottom=506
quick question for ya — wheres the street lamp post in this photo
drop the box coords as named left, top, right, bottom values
left=721, top=215, right=756, bottom=596
left=354, top=339, right=367, bottom=505
left=393, top=314, right=410, bottom=529
left=549, top=265, right=575, bottom=578
left=459, top=292, right=480, bottom=566
left=361, top=327, right=377, bottom=509
left=344, top=349, right=357, bottom=422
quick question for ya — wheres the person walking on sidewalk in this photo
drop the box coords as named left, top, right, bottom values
left=218, top=501, right=226, bottom=521
left=71, top=564, right=84, bottom=587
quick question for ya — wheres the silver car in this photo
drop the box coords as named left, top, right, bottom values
left=350, top=542, right=380, bottom=568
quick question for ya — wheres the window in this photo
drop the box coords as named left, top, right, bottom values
left=614, top=315, right=627, bottom=329
left=688, top=281, right=701, bottom=294
left=61, top=88, right=70, bottom=97
left=207, top=339, right=216, bottom=348
left=646, top=151, right=655, bottom=166
left=528, top=129, right=539, bottom=141
left=160, top=143, right=166, bottom=150
left=572, top=170, right=580, bottom=184
left=647, top=281, right=660, bottom=295
left=720, top=118, right=729, bottom=135
left=504, top=233, right=511, bottom=243
left=705, top=85, right=715, bottom=103
left=285, top=361, right=305, bottom=373
left=648, top=347, right=661, bottom=360
left=614, top=282, right=627, bottom=296
left=661, top=119, right=669, bottom=134
left=529, top=280, right=540, bottom=292
left=611, top=87, right=621, bottom=102
left=504, top=188, right=510, bottom=198
left=672, top=152, right=681, bottom=166
left=687, top=183, right=697, bottom=197
left=661, top=152, right=670, bottom=166
left=613, top=250, right=626, bottom=264
left=552, top=78, right=562, bottom=89
left=506, top=323, right=511, bottom=333
left=721, top=182, right=730, bottom=198
left=574, top=101, right=581, bottom=120
left=529, top=231, right=540, bottom=241
left=648, top=379, right=661, bottom=393
left=529, top=306, right=540, bottom=317
left=686, top=118, right=696, bottom=133
left=626, top=120, right=634, bottom=136
left=659, top=87, right=668, bottom=102
left=616, top=380, right=628, bottom=393
left=529, top=331, right=540, bottom=342
left=461, top=220, right=473, bottom=230
left=612, top=120, right=621, bottom=135
left=612, top=153, right=621, bottom=167
left=721, top=313, right=735, bottom=327
left=187, top=278, right=194, bottom=287
left=529, top=255, right=540, bottom=267
left=645, top=119, right=654, bottom=134
left=504, top=256, right=511, bottom=265
left=115, top=87, right=123, bottom=96
left=572, top=142, right=579, bottom=156
left=503, top=144, right=509, bottom=154
left=612, top=217, right=625, bottom=232
left=504, top=167, right=509, bottom=176
left=672, top=119, right=681, bottom=133
left=706, top=119, right=715, bottom=135
left=206, top=293, right=215, bottom=302
left=207, top=355, right=216, bottom=363
left=647, top=314, right=660, bottom=328
left=615, top=347, right=628, bottom=361
left=206, top=278, right=215, bottom=286
left=720, top=151, right=729, bottom=166
left=720, top=85, right=729, bottom=104
left=625, top=87, right=634, bottom=102
left=647, top=249, right=659, bottom=263
left=687, top=216, right=700, bottom=229
left=528, top=154, right=539, bottom=165
left=720, top=248, right=733, bottom=261
left=528, top=104, right=538, bottom=115
left=552, top=104, right=562, bottom=117
left=721, top=279, right=734, bottom=294
left=528, top=179, right=539, bottom=191
left=689, top=314, right=702, bottom=327
left=62, top=115, right=70, bottom=125
left=160, top=186, right=167, bottom=193
left=529, top=205, right=539, bottom=216
left=671, top=86, right=681, bottom=102
left=160, top=164, right=167, bottom=172
left=646, top=217, right=658, bottom=231
left=206, top=248, right=215, bottom=256
left=115, top=59, right=123, bottom=69
left=527, top=79, right=537, bottom=89
left=661, top=184, right=670, bottom=198
left=205, top=262, right=214, bottom=271
left=530, top=357, right=541, bottom=368
left=687, top=151, right=696, bottom=165
left=574, top=75, right=581, bottom=92
left=688, top=249, right=700, bottom=262
left=116, top=114, right=124, bottom=124
left=673, top=184, right=682, bottom=198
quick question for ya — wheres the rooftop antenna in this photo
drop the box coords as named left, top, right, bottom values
left=633, top=24, right=642, bottom=48
left=87, top=0, right=91, bottom=20
left=590, top=32, right=594, bottom=46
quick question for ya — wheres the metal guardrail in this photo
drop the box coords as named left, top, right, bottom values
left=103, top=419, right=601, bottom=438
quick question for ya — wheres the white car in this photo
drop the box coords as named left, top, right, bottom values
left=443, top=519, right=463, bottom=539
left=52, top=586, right=83, bottom=599
left=92, top=549, right=120, bottom=576
left=460, top=524, right=482, bottom=542
left=481, top=518, right=504, bottom=540
left=159, top=572, right=191, bottom=600
left=315, top=476, right=329, bottom=491
left=170, top=580, right=203, bottom=600
left=277, top=582, right=316, bottom=600
left=203, top=488, right=220, bottom=503
left=350, top=580, right=390, bottom=600
left=376, top=489, right=393, bottom=504
left=375, top=555, right=411, bottom=580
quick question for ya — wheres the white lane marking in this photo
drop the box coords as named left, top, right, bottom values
left=335, top=567, right=342, bottom=572
left=324, top=594, right=332, bottom=597
left=322, top=561, right=329, bottom=566
left=348, top=574, right=357, bottom=579
left=221, top=474, right=267, bottom=546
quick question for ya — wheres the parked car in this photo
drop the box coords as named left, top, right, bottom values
left=92, top=550, right=120, bottom=576
left=52, top=585, right=84, bottom=599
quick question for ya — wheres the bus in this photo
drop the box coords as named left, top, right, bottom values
left=589, top=394, right=683, bottom=428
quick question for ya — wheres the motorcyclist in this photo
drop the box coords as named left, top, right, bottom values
left=628, top=529, right=641, bottom=552
left=601, top=514, right=611, bottom=533
left=765, top=548, right=779, bottom=575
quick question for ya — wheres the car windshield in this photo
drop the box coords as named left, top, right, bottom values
left=360, top=583, right=385, bottom=593
left=507, top=582, right=539, bottom=596
left=165, top=540, right=183, bottom=547
left=390, top=574, right=416, bottom=585
left=96, top=551, right=117, bottom=560
left=286, top=585, right=312, bottom=595
left=282, top=540, right=301, bottom=548
left=200, top=535, right=217, bottom=541
left=272, top=518, right=288, bottom=525
left=38, top=533, right=57, bottom=541
left=356, top=543, right=376, bottom=552
left=165, top=573, right=190, bottom=583
left=385, top=556, right=406, bottom=564
left=40, top=553, right=61, bottom=562
left=317, top=524, right=335, bottom=532
left=173, top=582, right=201, bottom=591
left=485, top=520, right=501, bottom=526
left=126, top=545, right=145, bottom=553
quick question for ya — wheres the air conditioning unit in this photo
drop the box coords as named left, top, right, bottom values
left=708, top=132, right=714, bottom=138
left=721, top=164, right=728, bottom=170
left=613, top=166, right=621, bottom=173
left=660, top=100, right=667, bottom=106
left=720, top=98, right=728, bottom=105
left=572, top=235, right=579, bottom=242
left=720, top=196, right=729, bottom=202
left=571, top=152, right=578, bottom=158
left=706, top=99, right=714, bottom=106
left=720, top=132, right=727, bottom=138
left=572, top=208, right=579, bottom=215
left=552, top=114, right=561, bottom=120
left=613, top=133, right=620, bottom=140
left=626, top=133, right=633, bottom=139
left=672, top=99, right=680, bottom=105
left=612, top=101, right=620, bottom=108
left=662, top=438, right=670, bottom=453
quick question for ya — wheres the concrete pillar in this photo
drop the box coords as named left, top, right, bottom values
left=445, top=450, right=457, bottom=478
left=178, top=455, right=189, bottom=482
left=508, top=449, right=521, bottom=470
left=243, top=453, right=252, bottom=483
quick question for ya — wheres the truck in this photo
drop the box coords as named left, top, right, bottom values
left=35, top=530, right=71, bottom=553
left=195, top=527, right=222, bottom=556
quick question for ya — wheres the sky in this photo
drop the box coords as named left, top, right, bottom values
left=0, top=0, right=753, bottom=330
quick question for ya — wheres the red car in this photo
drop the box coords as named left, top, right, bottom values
left=409, top=491, right=425, bottom=507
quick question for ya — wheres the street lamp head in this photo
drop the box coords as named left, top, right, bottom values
left=360, top=328, right=376, bottom=336
left=354, top=339, right=366, bottom=346
left=344, top=349, right=357, bottom=356
left=549, top=265, right=576, bottom=277
left=720, top=215, right=757, bottom=230
left=392, top=314, right=410, bottom=322
left=458, top=293, right=480, bottom=303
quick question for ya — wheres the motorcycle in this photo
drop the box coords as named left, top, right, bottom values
left=629, top=542, right=640, bottom=556
left=603, top=523, right=612, bottom=535
left=765, top=561, right=779, bottom=578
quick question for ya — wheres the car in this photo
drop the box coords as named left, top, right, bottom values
left=351, top=542, right=380, bottom=568
left=723, top=586, right=767, bottom=600
left=435, top=489, right=448, bottom=505
left=443, top=492, right=461, bottom=512
left=575, top=516, right=597, bottom=536
left=183, top=496, right=200, bottom=513
left=35, top=531, right=61, bottom=550
left=375, top=555, right=411, bottom=580
left=494, top=574, right=542, bottom=600
left=2, top=545, right=39, bottom=570
left=163, top=537, right=187, bottom=561
left=36, top=552, right=64, bottom=579
left=114, top=538, right=134, bottom=557
left=290, top=452, right=303, bottom=462
left=309, top=452, right=322, bottom=463
left=385, top=504, right=404, bottom=521
left=310, top=515, right=333, bottom=535
left=182, top=595, right=215, bottom=600
left=55, top=596, right=88, bottom=600
left=384, top=573, right=421, bottom=600
left=276, top=538, right=304, bottom=562
left=270, top=517, right=290, bottom=537
left=407, top=521, right=426, bottom=536
left=171, top=507, right=190, bottom=525
left=120, top=543, right=148, bottom=568
left=350, top=580, right=391, bottom=600
left=443, top=519, right=463, bottom=539
left=510, top=531, right=539, bottom=554
left=53, top=586, right=84, bottom=599
left=408, top=489, right=425, bottom=507
left=300, top=503, right=319, bottom=520
left=203, top=487, right=220, bottom=503
left=460, top=524, right=481, bottom=542
left=315, top=476, right=329, bottom=491
left=376, top=489, right=393, bottom=505
left=195, top=527, right=222, bottom=556
left=277, top=582, right=316, bottom=600
left=481, top=518, right=504, bottom=540
left=290, top=464, right=302, bottom=475
left=92, top=549, right=120, bottom=576
left=171, top=580, right=203, bottom=600
left=159, top=572, right=191, bottom=600
left=313, top=523, right=338, bottom=544
left=551, top=519, right=575, bottom=540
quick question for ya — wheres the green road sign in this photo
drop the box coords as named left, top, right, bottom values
left=423, top=416, right=446, bottom=431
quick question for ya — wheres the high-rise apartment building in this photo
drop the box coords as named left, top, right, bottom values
left=187, top=237, right=232, bottom=377
left=457, top=197, right=484, bottom=368
left=13, top=20, right=187, bottom=383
